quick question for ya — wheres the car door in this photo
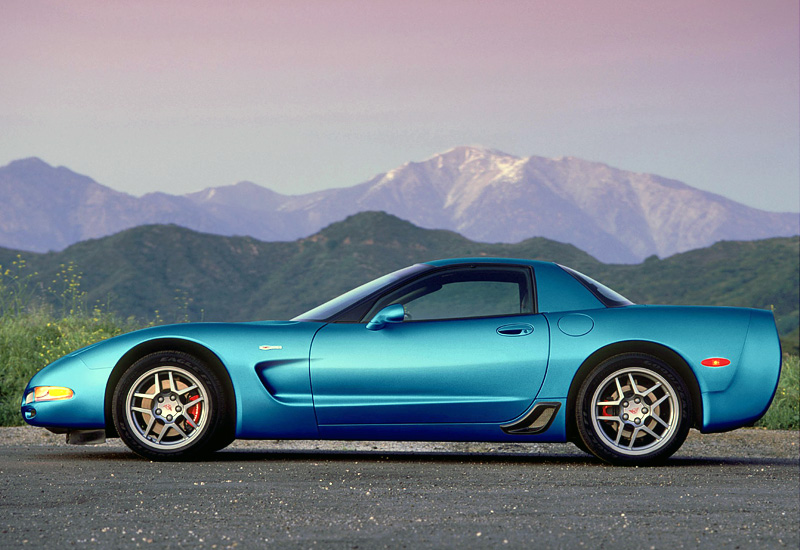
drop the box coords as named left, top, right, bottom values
left=309, top=265, right=550, bottom=425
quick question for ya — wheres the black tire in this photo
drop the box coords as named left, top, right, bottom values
left=112, top=351, right=233, bottom=461
left=575, top=353, right=691, bottom=465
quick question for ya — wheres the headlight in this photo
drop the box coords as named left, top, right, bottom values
left=28, top=386, right=74, bottom=402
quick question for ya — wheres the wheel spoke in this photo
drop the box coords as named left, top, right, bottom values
left=143, top=416, right=157, bottom=438
left=131, top=406, right=151, bottom=414
left=627, top=427, right=641, bottom=449
left=168, top=370, right=176, bottom=391
left=628, top=372, right=638, bottom=393
left=652, top=394, right=669, bottom=408
left=642, top=425, right=662, bottom=440
left=614, top=377, right=625, bottom=399
left=614, top=425, right=624, bottom=446
left=651, top=413, right=670, bottom=429
left=171, top=423, right=189, bottom=440
left=182, top=413, right=199, bottom=430
left=175, top=384, right=198, bottom=396
left=134, top=391, right=156, bottom=400
left=153, top=373, right=161, bottom=394
left=597, top=400, right=620, bottom=406
left=641, top=381, right=662, bottom=397
left=156, top=426, right=169, bottom=443
left=596, top=415, right=619, bottom=421
left=185, top=395, right=205, bottom=407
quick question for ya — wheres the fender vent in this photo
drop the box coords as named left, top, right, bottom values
left=500, top=402, right=561, bottom=435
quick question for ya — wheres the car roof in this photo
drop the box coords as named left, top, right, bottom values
left=424, top=257, right=555, bottom=268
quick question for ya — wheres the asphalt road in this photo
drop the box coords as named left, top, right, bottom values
left=1, top=430, right=798, bottom=549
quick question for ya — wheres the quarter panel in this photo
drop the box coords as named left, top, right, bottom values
left=539, top=305, right=752, bottom=400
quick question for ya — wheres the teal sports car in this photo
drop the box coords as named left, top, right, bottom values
left=21, top=258, right=782, bottom=465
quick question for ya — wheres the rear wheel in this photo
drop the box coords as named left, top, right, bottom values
left=576, top=353, right=691, bottom=465
left=112, top=351, right=233, bottom=461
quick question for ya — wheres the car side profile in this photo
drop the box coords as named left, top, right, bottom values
left=21, top=258, right=782, bottom=465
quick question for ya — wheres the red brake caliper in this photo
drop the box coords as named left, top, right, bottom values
left=186, top=395, right=201, bottom=424
left=601, top=405, right=613, bottom=417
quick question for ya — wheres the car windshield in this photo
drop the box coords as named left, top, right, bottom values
left=293, top=264, right=431, bottom=321
left=558, top=265, right=634, bottom=307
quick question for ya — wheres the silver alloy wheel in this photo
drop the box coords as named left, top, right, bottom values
left=124, top=365, right=210, bottom=450
left=589, top=366, right=679, bottom=456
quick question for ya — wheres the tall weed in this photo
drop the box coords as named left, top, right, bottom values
left=0, top=256, right=39, bottom=316
left=0, top=261, right=141, bottom=424
left=756, top=354, right=799, bottom=430
left=0, top=308, right=140, bottom=425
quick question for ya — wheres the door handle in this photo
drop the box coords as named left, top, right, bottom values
left=496, top=323, right=534, bottom=337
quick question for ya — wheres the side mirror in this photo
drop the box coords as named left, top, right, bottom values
left=366, top=304, right=405, bottom=331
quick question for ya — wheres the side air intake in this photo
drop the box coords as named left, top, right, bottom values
left=500, top=402, right=561, bottom=435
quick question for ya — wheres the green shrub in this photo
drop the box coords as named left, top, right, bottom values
left=0, top=308, right=139, bottom=426
left=0, top=260, right=141, bottom=425
left=756, top=354, right=799, bottom=430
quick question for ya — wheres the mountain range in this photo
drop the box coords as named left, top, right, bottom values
left=1, top=147, right=797, bottom=262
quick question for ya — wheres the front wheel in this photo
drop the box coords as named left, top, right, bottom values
left=576, top=353, right=692, bottom=465
left=112, top=351, right=233, bottom=461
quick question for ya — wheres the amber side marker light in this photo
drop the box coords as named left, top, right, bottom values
left=701, top=358, right=731, bottom=367
left=32, top=386, right=74, bottom=402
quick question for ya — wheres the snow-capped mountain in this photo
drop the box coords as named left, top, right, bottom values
left=1, top=147, right=797, bottom=262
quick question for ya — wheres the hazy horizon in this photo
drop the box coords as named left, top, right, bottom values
left=2, top=0, right=798, bottom=213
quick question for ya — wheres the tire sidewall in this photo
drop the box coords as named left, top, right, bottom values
left=576, top=353, right=692, bottom=465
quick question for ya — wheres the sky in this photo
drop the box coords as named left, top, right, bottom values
left=1, top=0, right=798, bottom=212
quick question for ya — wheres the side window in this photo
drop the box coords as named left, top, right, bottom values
left=364, top=267, right=533, bottom=322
